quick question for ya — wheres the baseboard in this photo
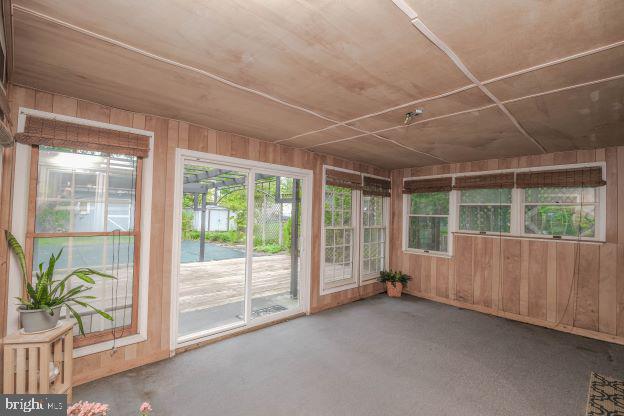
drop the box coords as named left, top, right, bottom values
left=404, top=290, right=624, bottom=346
left=74, top=350, right=170, bottom=386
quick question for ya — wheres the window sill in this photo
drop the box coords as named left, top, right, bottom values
left=360, top=276, right=379, bottom=285
left=452, top=231, right=606, bottom=244
left=73, top=332, right=147, bottom=358
left=402, top=249, right=451, bottom=258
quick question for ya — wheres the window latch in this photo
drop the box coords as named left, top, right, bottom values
left=553, top=235, right=562, bottom=239
left=423, top=250, right=430, bottom=253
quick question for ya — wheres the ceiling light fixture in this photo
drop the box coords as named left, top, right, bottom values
left=404, top=109, right=424, bottom=124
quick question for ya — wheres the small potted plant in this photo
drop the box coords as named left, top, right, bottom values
left=379, top=269, right=411, bottom=298
left=5, top=230, right=115, bottom=334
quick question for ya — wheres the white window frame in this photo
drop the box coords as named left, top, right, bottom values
left=402, top=187, right=455, bottom=258
left=456, top=188, right=514, bottom=236
left=360, top=175, right=390, bottom=285
left=518, top=185, right=604, bottom=242
left=9, top=108, right=154, bottom=358
left=402, top=161, right=607, bottom=258
left=320, top=166, right=360, bottom=295
left=322, top=182, right=359, bottom=291
left=320, top=168, right=390, bottom=295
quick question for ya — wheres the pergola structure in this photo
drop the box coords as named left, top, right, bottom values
left=183, top=167, right=300, bottom=297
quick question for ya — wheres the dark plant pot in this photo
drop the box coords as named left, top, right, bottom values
left=386, top=282, right=403, bottom=298
left=19, top=305, right=62, bottom=333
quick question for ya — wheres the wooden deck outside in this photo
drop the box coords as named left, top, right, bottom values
left=178, top=254, right=293, bottom=313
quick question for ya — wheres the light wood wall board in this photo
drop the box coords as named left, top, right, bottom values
left=314, top=135, right=440, bottom=169
left=347, top=86, right=492, bottom=132
left=0, top=85, right=387, bottom=385
left=381, top=106, right=540, bottom=163
left=487, top=46, right=624, bottom=101
left=11, top=9, right=334, bottom=143
left=390, top=146, right=624, bottom=345
left=406, top=0, right=624, bottom=80
left=13, top=0, right=469, bottom=121
left=505, top=77, right=624, bottom=152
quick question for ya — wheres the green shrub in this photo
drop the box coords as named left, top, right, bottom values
left=254, top=244, right=287, bottom=254
left=379, top=269, right=411, bottom=287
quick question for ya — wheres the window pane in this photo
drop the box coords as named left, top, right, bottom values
left=408, top=216, right=448, bottom=252
left=460, top=188, right=512, bottom=204
left=32, top=236, right=135, bottom=336
left=524, top=205, right=595, bottom=237
left=524, top=187, right=596, bottom=204
left=362, top=195, right=385, bottom=276
left=323, top=185, right=354, bottom=287
left=459, top=206, right=511, bottom=233
left=35, top=147, right=138, bottom=233
left=410, top=192, right=449, bottom=215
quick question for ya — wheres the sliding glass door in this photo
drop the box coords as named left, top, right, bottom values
left=177, top=163, right=248, bottom=338
left=174, top=155, right=308, bottom=344
left=251, top=174, right=301, bottom=319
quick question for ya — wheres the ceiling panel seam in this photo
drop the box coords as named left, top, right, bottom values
left=482, top=40, right=624, bottom=85
left=15, top=3, right=621, bottom=161
left=304, top=104, right=497, bottom=150
left=12, top=6, right=346, bottom=126
left=301, top=65, right=624, bottom=153
left=16, top=4, right=455, bottom=153
left=14, top=4, right=449, bottom=165
left=275, top=84, right=477, bottom=143
left=281, top=39, right=624, bottom=142
left=501, top=73, right=624, bottom=104
left=403, top=16, right=547, bottom=153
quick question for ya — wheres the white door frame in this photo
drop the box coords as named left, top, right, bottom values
left=170, top=148, right=312, bottom=352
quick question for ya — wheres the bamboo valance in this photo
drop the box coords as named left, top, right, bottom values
left=326, top=169, right=363, bottom=190
left=403, top=177, right=452, bottom=194
left=516, top=167, right=605, bottom=188
left=362, top=176, right=391, bottom=197
left=15, top=116, right=150, bottom=158
left=454, top=173, right=515, bottom=190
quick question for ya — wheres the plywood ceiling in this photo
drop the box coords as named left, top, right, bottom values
left=9, top=0, right=624, bottom=169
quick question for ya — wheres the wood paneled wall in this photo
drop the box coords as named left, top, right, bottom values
left=0, top=85, right=386, bottom=385
left=390, top=147, right=624, bottom=345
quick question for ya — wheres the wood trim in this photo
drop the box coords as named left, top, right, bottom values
left=23, top=146, right=38, bottom=289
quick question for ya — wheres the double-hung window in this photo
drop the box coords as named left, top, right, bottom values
left=323, top=184, right=355, bottom=288
left=403, top=177, right=452, bottom=255
left=455, top=173, right=514, bottom=234
left=321, top=169, right=390, bottom=293
left=518, top=167, right=605, bottom=239
left=323, top=169, right=361, bottom=290
left=360, top=176, right=390, bottom=282
left=18, top=116, right=149, bottom=347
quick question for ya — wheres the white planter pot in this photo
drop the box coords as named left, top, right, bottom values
left=19, top=305, right=62, bottom=333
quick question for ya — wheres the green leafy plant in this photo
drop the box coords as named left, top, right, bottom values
left=5, top=230, right=115, bottom=335
left=379, top=269, right=411, bottom=287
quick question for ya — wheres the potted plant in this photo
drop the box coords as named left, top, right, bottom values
left=379, top=269, right=411, bottom=298
left=5, top=230, right=115, bottom=334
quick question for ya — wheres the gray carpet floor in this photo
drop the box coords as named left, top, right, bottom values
left=75, top=295, right=624, bottom=415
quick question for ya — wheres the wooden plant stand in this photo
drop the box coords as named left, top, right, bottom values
left=2, top=320, right=74, bottom=402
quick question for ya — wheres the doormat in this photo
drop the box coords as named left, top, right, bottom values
left=237, top=305, right=287, bottom=320
left=586, top=372, right=624, bottom=415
